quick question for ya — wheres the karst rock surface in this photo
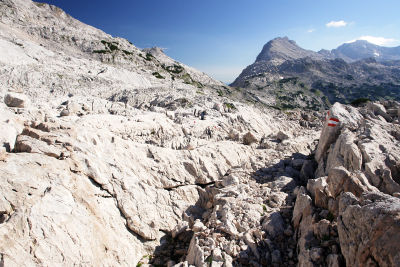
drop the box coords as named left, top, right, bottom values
left=1, top=0, right=400, bottom=267
left=293, top=101, right=400, bottom=267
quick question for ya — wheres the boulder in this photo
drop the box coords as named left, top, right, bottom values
left=364, top=160, right=400, bottom=195
left=4, top=92, right=30, bottom=108
left=270, top=176, right=296, bottom=192
left=0, top=122, right=19, bottom=152
left=60, top=109, right=70, bottom=116
left=192, top=220, right=206, bottom=233
left=221, top=174, right=239, bottom=187
left=368, top=102, right=392, bottom=122
left=327, top=166, right=377, bottom=198
left=186, top=236, right=206, bottom=266
left=307, top=176, right=330, bottom=208
left=262, top=212, right=285, bottom=238
left=315, top=103, right=363, bottom=164
left=325, top=130, right=362, bottom=174
left=14, top=135, right=61, bottom=158
left=292, top=187, right=313, bottom=229
left=276, top=131, right=290, bottom=142
left=313, top=219, right=331, bottom=239
left=338, top=192, right=400, bottom=267
left=307, top=176, right=328, bottom=199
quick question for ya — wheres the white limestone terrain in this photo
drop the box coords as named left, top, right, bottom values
left=0, top=0, right=400, bottom=266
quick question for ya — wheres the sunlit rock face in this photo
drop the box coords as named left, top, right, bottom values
left=1, top=1, right=399, bottom=266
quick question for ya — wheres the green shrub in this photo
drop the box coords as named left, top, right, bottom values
left=163, top=64, right=184, bottom=74
left=152, top=72, right=165, bottom=79
left=100, top=40, right=119, bottom=51
left=224, top=102, right=236, bottom=110
left=108, top=43, right=118, bottom=51
left=140, top=53, right=154, bottom=61
left=122, top=50, right=133, bottom=55
left=181, top=73, right=192, bottom=84
left=350, top=97, right=370, bottom=106
left=93, top=50, right=109, bottom=54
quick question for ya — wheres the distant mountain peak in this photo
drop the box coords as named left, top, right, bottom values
left=331, top=40, right=400, bottom=62
left=253, top=36, right=400, bottom=65
left=255, top=36, right=323, bottom=64
left=231, top=36, right=400, bottom=109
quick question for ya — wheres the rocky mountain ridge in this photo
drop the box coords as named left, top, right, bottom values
left=326, top=40, right=400, bottom=62
left=254, top=37, right=400, bottom=65
left=232, top=37, right=400, bottom=110
left=0, top=1, right=400, bottom=267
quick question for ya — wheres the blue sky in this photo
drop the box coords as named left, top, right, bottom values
left=40, top=0, right=400, bottom=83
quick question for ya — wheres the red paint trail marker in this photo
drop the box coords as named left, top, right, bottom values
left=325, top=110, right=339, bottom=127
left=328, top=117, right=339, bottom=127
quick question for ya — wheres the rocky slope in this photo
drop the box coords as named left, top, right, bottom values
left=1, top=1, right=400, bottom=267
left=293, top=100, right=400, bottom=267
left=0, top=0, right=319, bottom=266
left=0, top=0, right=230, bottom=107
left=231, top=38, right=400, bottom=110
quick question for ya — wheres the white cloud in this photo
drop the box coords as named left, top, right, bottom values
left=346, top=36, right=400, bottom=46
left=307, top=29, right=315, bottom=33
left=326, top=20, right=348, bottom=28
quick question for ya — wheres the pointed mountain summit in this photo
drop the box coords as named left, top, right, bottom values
left=255, top=37, right=324, bottom=64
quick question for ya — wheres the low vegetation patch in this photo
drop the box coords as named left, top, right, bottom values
left=350, top=97, right=370, bottom=106
left=152, top=72, right=165, bottom=79
left=93, top=40, right=120, bottom=54
left=122, top=50, right=133, bottom=56
left=139, top=53, right=154, bottom=61
left=93, top=49, right=109, bottom=54
left=224, top=102, right=236, bottom=110
left=162, top=64, right=184, bottom=74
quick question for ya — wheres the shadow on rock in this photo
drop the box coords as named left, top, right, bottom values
left=253, top=152, right=317, bottom=186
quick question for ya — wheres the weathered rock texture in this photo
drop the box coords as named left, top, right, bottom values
left=293, top=101, right=400, bottom=267
left=0, top=0, right=321, bottom=266
left=0, top=0, right=399, bottom=266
